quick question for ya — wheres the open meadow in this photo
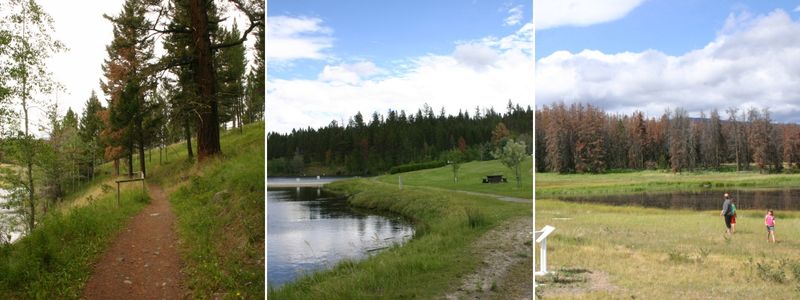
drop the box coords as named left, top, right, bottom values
left=536, top=170, right=800, bottom=298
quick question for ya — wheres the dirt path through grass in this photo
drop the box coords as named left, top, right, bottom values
left=445, top=217, right=533, bottom=300
left=82, top=183, right=186, bottom=299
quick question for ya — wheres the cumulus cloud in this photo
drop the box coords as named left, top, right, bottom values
left=536, top=9, right=800, bottom=122
left=318, top=61, right=384, bottom=84
left=268, top=25, right=533, bottom=133
left=267, top=16, right=333, bottom=61
left=535, top=0, right=645, bottom=30
left=504, top=5, right=524, bottom=26
left=453, top=43, right=499, bottom=70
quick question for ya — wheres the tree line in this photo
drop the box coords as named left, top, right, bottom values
left=268, top=101, right=533, bottom=176
left=536, top=102, right=798, bottom=174
left=0, top=0, right=264, bottom=235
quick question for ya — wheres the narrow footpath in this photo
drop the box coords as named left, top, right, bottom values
left=82, top=184, right=186, bottom=299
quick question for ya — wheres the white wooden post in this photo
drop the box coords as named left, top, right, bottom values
left=534, top=225, right=555, bottom=276
left=398, top=176, right=403, bottom=190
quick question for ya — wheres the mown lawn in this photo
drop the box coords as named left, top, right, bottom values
left=377, top=157, right=533, bottom=199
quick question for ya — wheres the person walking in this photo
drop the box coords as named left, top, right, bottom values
left=765, top=209, right=776, bottom=243
left=720, top=193, right=734, bottom=235
left=730, top=198, right=737, bottom=234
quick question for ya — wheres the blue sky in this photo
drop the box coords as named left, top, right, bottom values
left=536, top=0, right=800, bottom=123
left=537, top=0, right=800, bottom=58
left=268, top=0, right=533, bottom=133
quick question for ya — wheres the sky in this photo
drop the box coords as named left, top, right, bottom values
left=18, top=1, right=253, bottom=136
left=536, top=0, right=800, bottom=123
left=266, top=0, right=534, bottom=134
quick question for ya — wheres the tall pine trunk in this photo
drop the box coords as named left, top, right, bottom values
left=189, top=0, right=221, bottom=161
left=184, top=118, right=193, bottom=159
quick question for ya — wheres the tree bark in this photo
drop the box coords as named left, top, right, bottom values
left=189, top=0, right=221, bottom=161
left=184, top=117, right=193, bottom=159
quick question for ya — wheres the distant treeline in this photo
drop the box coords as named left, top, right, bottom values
left=268, top=102, right=533, bottom=175
left=536, top=102, right=800, bottom=174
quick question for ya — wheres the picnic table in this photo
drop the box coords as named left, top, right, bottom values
left=482, top=174, right=507, bottom=183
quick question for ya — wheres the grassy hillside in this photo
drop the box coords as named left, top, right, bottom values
left=536, top=199, right=800, bottom=298
left=147, top=122, right=265, bottom=299
left=536, top=170, right=800, bottom=197
left=269, top=178, right=529, bottom=299
left=0, top=122, right=264, bottom=299
left=376, top=157, right=533, bottom=199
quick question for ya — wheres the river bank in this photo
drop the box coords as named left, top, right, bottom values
left=269, top=178, right=531, bottom=299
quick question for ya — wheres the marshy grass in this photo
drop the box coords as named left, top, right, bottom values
left=536, top=169, right=800, bottom=197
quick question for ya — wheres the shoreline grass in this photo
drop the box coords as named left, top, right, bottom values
left=536, top=169, right=800, bottom=197
left=268, top=178, right=529, bottom=299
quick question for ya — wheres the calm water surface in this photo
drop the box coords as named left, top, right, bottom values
left=559, top=189, right=800, bottom=210
left=267, top=187, right=414, bottom=287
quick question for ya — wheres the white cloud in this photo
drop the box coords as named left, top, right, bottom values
left=453, top=43, right=499, bottom=70
left=318, top=61, right=384, bottom=84
left=535, top=0, right=645, bottom=30
left=267, top=16, right=333, bottom=62
left=504, top=5, right=524, bottom=26
left=536, top=9, right=800, bottom=122
left=268, top=25, right=534, bottom=134
left=794, top=5, right=800, bottom=12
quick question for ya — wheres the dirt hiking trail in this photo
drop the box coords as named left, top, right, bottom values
left=82, top=183, right=187, bottom=300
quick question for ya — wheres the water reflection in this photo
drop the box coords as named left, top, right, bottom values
left=559, top=189, right=800, bottom=210
left=267, top=187, right=414, bottom=288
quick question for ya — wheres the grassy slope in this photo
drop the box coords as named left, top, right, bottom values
left=536, top=199, right=800, bottom=298
left=269, top=175, right=530, bottom=299
left=147, top=123, right=265, bottom=299
left=536, top=169, right=800, bottom=197
left=0, top=123, right=264, bottom=299
left=376, top=157, right=533, bottom=199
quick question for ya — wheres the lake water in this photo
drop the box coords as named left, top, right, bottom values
left=558, top=189, right=800, bottom=211
left=267, top=187, right=414, bottom=288
left=0, top=189, right=25, bottom=244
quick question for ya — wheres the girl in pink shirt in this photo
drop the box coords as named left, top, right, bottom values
left=765, top=210, right=776, bottom=243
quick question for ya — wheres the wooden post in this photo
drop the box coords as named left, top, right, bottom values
left=116, top=181, right=120, bottom=207
left=399, top=176, right=403, bottom=190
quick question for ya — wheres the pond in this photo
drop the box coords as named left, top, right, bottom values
left=267, top=187, right=414, bottom=288
left=0, top=189, right=25, bottom=244
left=558, top=189, right=800, bottom=211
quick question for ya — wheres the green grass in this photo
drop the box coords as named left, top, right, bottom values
left=376, top=157, right=533, bottom=199
left=536, top=199, right=800, bottom=298
left=536, top=169, right=800, bottom=197
left=268, top=179, right=529, bottom=299
left=0, top=189, right=149, bottom=299
left=147, top=123, right=265, bottom=299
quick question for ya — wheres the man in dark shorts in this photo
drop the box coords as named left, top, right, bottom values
left=720, top=193, right=733, bottom=235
